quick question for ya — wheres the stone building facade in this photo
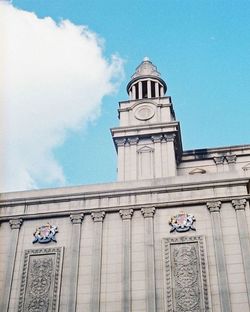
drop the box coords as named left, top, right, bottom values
left=1, top=58, right=250, bottom=312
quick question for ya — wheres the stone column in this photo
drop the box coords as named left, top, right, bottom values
left=155, top=82, right=159, bottom=97
left=1, top=218, right=22, bottom=312
left=139, top=81, right=142, bottom=99
left=90, top=211, right=105, bottom=312
left=207, top=201, right=232, bottom=312
left=151, top=135, right=163, bottom=178
left=119, top=209, right=133, bottom=312
left=213, top=156, right=225, bottom=173
left=226, top=155, right=237, bottom=171
left=67, top=213, right=84, bottom=312
left=232, top=198, right=250, bottom=303
left=147, top=80, right=151, bottom=98
left=141, top=207, right=156, bottom=312
left=160, top=86, right=164, bottom=97
left=132, top=85, right=136, bottom=100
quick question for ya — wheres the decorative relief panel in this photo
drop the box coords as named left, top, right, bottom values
left=18, top=247, right=63, bottom=312
left=162, top=236, right=210, bottom=312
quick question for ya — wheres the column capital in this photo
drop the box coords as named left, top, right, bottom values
left=164, top=134, right=175, bottom=142
left=232, top=198, right=247, bottom=211
left=151, top=135, right=163, bottom=143
left=115, top=138, right=127, bottom=147
left=225, top=155, right=237, bottom=164
left=119, top=209, right=133, bottom=220
left=207, top=201, right=221, bottom=213
left=91, top=211, right=105, bottom=222
left=141, top=207, right=155, bottom=218
left=127, top=137, right=139, bottom=145
left=70, top=213, right=84, bottom=224
left=213, top=156, right=224, bottom=165
left=9, top=218, right=23, bottom=229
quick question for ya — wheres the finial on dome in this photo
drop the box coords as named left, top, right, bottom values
left=143, top=56, right=150, bottom=62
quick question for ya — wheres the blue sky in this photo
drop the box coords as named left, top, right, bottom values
left=4, top=0, right=250, bottom=190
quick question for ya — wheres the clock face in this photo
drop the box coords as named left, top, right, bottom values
left=134, top=104, right=155, bottom=121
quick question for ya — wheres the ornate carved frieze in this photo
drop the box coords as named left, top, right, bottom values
left=232, top=198, right=247, bottom=211
left=141, top=207, right=155, bottom=218
left=70, top=213, right=84, bottom=224
left=9, top=218, right=23, bottom=230
left=91, top=211, right=105, bottom=222
left=114, top=138, right=127, bottom=147
left=119, top=209, right=133, bottom=220
left=18, top=247, right=63, bottom=312
left=207, top=201, right=221, bottom=213
left=163, top=236, right=210, bottom=312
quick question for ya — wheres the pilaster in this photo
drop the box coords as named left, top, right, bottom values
left=232, top=198, right=250, bottom=303
left=207, top=201, right=231, bottom=312
left=1, top=218, right=23, bottom=312
left=151, top=135, right=163, bottom=178
left=141, top=207, right=156, bottom=312
left=67, top=213, right=84, bottom=312
left=90, top=211, right=105, bottom=312
left=119, top=209, right=133, bottom=312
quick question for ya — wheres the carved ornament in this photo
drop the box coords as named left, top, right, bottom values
left=9, top=218, right=23, bottom=230
left=91, top=211, right=105, bottom=222
left=70, top=213, right=84, bottom=224
left=141, top=207, right=155, bottom=218
left=119, top=209, right=133, bottom=220
left=207, top=201, right=221, bottom=213
left=33, top=223, right=58, bottom=244
left=169, top=212, right=196, bottom=233
left=232, top=198, right=247, bottom=211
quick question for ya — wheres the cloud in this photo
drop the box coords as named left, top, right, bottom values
left=0, top=2, right=123, bottom=192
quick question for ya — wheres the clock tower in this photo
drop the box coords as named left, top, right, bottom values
left=111, top=58, right=182, bottom=181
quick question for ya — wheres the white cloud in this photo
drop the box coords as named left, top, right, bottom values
left=0, top=2, right=123, bottom=192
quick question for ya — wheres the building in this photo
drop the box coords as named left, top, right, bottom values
left=1, top=58, right=250, bottom=312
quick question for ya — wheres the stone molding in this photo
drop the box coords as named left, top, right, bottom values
left=119, top=209, right=133, bottom=220
left=70, top=213, right=84, bottom=224
left=141, top=207, right=155, bottom=218
left=232, top=198, right=247, bottom=211
left=9, top=218, right=23, bottom=229
left=207, top=201, right=221, bottom=213
left=91, top=211, right=105, bottom=222
left=115, top=138, right=127, bottom=147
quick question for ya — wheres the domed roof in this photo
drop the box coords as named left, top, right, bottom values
left=132, top=57, right=161, bottom=79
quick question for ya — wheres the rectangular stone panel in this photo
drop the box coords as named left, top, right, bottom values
left=162, top=236, right=210, bottom=312
left=18, top=247, right=63, bottom=312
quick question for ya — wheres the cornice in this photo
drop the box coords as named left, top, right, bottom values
left=0, top=195, right=248, bottom=223
left=0, top=176, right=249, bottom=208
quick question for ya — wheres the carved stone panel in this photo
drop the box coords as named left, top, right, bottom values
left=18, top=247, right=63, bottom=312
left=162, top=236, right=210, bottom=312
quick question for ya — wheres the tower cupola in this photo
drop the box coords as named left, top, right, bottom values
left=127, top=57, right=167, bottom=100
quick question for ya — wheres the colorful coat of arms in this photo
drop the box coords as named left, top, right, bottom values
left=33, top=223, right=58, bottom=243
left=169, top=212, right=196, bottom=233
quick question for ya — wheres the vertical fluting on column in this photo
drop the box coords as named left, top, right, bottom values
left=232, top=198, right=250, bottom=303
left=151, top=135, right=163, bottom=178
left=141, top=207, right=156, bottom=312
left=1, top=218, right=22, bottom=312
left=207, top=201, right=232, bottom=312
left=67, top=213, right=84, bottom=312
left=90, top=211, right=105, bottom=312
left=119, top=209, right=133, bottom=312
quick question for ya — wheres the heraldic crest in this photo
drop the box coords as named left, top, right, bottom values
left=33, top=223, right=58, bottom=243
left=169, top=212, right=196, bottom=233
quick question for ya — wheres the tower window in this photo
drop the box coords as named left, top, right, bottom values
left=142, top=81, right=148, bottom=98
left=151, top=81, right=155, bottom=98
left=135, top=83, right=139, bottom=99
